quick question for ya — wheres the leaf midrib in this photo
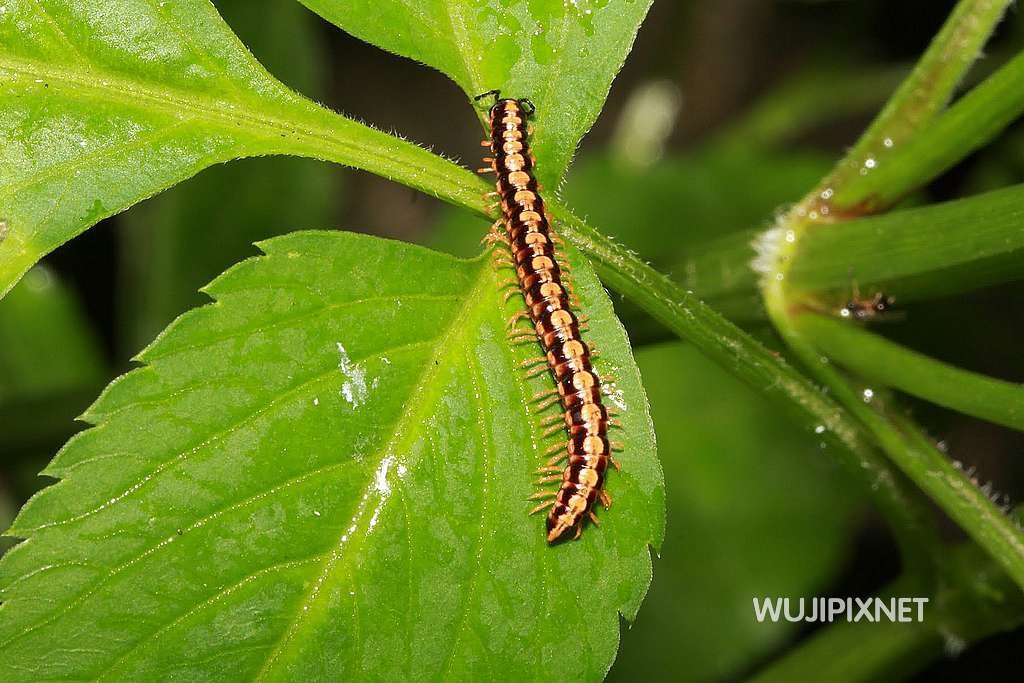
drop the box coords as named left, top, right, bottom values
left=252, top=260, right=497, bottom=680
left=0, top=52, right=486, bottom=214
left=0, top=53, right=312, bottom=146
left=0, top=335, right=445, bottom=663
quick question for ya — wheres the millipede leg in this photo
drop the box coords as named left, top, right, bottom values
left=606, top=406, right=621, bottom=417
left=536, top=395, right=561, bottom=411
left=545, top=451, right=568, bottom=467
left=492, top=258, right=514, bottom=273
left=587, top=511, right=600, bottom=525
left=482, top=220, right=510, bottom=247
left=535, top=465, right=562, bottom=474
left=542, top=423, right=563, bottom=437
left=540, top=413, right=563, bottom=426
left=520, top=356, right=548, bottom=369
left=535, top=474, right=562, bottom=485
left=609, top=456, right=622, bottom=471
left=544, top=441, right=566, bottom=456
left=525, top=365, right=549, bottom=379
left=477, top=167, right=495, bottom=174
left=503, top=289, right=524, bottom=304
left=572, top=522, right=583, bottom=540
left=506, top=311, right=531, bottom=329
left=509, top=334, right=538, bottom=346
left=528, top=490, right=557, bottom=501
left=610, top=441, right=624, bottom=451
left=497, top=277, right=519, bottom=290
left=532, top=388, right=559, bottom=403
left=481, top=140, right=493, bottom=148
left=529, top=500, right=554, bottom=515
left=598, top=490, right=613, bottom=508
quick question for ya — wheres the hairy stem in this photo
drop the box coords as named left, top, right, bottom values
left=762, top=0, right=1024, bottom=591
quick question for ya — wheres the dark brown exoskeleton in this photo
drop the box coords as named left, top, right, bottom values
left=475, top=90, right=619, bottom=543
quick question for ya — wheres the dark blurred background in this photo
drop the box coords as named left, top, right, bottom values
left=3, top=1, right=1023, bottom=680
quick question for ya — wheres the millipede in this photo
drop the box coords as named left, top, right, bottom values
left=475, top=90, right=621, bottom=544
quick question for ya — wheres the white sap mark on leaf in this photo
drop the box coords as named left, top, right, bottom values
left=594, top=364, right=628, bottom=412
left=367, top=454, right=403, bottom=534
left=312, top=396, right=319, bottom=406
left=336, top=341, right=370, bottom=408
left=374, top=455, right=395, bottom=497
left=602, top=381, right=628, bottom=412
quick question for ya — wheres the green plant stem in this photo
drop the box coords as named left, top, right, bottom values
left=797, top=314, right=1024, bottom=431
left=814, top=0, right=1013, bottom=216
left=546, top=207, right=943, bottom=571
left=764, top=227, right=1024, bottom=591
left=663, top=178, right=1024, bottom=316
left=762, top=0, right=1024, bottom=591
left=835, top=48, right=1024, bottom=213
left=790, top=182, right=1024, bottom=301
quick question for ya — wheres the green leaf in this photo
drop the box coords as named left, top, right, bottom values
left=788, top=182, right=1024, bottom=303
left=118, top=0, right=339, bottom=351
left=0, top=0, right=480, bottom=299
left=0, top=231, right=663, bottom=679
left=795, top=314, right=1024, bottom=432
left=609, top=344, right=857, bottom=682
left=297, top=0, right=654, bottom=187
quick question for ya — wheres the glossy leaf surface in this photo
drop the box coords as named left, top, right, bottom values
left=0, top=232, right=663, bottom=680
left=0, top=0, right=461, bottom=299
left=298, top=0, right=654, bottom=187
